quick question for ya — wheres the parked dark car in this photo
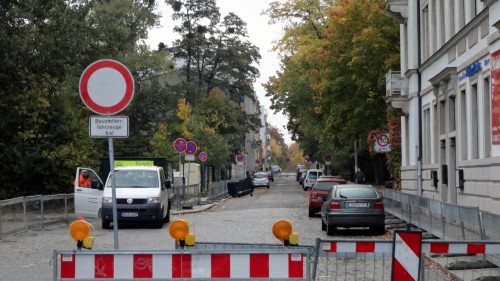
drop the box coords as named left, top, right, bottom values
left=296, top=167, right=307, bottom=181
left=308, top=176, right=347, bottom=217
left=299, top=172, right=307, bottom=187
left=320, top=184, right=385, bottom=235
left=266, top=170, right=274, bottom=182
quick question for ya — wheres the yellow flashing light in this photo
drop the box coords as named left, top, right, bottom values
left=169, top=219, right=190, bottom=241
left=272, top=219, right=293, bottom=241
left=69, top=220, right=91, bottom=241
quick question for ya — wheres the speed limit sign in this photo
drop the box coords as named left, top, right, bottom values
left=374, top=133, right=391, bottom=153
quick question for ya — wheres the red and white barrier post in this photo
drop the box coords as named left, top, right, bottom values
left=392, top=230, right=422, bottom=281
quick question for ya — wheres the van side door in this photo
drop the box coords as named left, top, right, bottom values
left=74, top=167, right=103, bottom=218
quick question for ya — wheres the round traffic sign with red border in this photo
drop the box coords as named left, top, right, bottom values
left=324, top=154, right=332, bottom=161
left=236, top=154, right=244, bottom=163
left=185, top=141, right=197, bottom=155
left=173, top=138, right=187, bottom=153
left=199, top=151, right=207, bottom=162
left=376, top=134, right=390, bottom=147
left=79, top=59, right=135, bottom=115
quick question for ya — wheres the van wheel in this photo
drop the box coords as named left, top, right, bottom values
left=154, top=208, right=164, bottom=229
left=102, top=220, right=111, bottom=229
left=163, top=203, right=171, bottom=223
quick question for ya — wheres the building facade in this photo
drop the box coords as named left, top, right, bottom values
left=385, top=0, right=500, bottom=213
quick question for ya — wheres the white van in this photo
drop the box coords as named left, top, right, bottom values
left=303, top=169, right=323, bottom=190
left=74, top=165, right=174, bottom=229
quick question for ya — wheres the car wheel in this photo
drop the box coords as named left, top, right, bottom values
left=267, top=185, right=270, bottom=189
left=102, top=220, right=111, bottom=229
left=371, top=225, right=385, bottom=235
left=321, top=219, right=326, bottom=231
left=308, top=208, right=316, bottom=218
left=326, top=223, right=336, bottom=236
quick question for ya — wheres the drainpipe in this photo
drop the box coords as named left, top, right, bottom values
left=417, top=0, right=423, bottom=196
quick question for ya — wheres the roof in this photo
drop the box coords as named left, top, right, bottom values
left=114, top=166, right=161, bottom=171
left=317, top=176, right=346, bottom=182
left=335, top=184, right=375, bottom=189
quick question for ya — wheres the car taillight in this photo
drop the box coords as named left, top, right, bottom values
left=329, top=201, right=341, bottom=209
left=373, top=201, right=384, bottom=209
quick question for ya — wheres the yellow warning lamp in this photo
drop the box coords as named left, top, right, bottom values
left=272, top=219, right=299, bottom=246
left=69, top=217, right=95, bottom=250
left=169, top=219, right=195, bottom=247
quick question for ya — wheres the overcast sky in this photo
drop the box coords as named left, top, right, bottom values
left=146, top=0, right=292, bottom=145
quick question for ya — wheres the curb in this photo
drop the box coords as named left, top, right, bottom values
left=171, top=198, right=228, bottom=215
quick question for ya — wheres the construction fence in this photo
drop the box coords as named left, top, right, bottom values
left=52, top=235, right=500, bottom=280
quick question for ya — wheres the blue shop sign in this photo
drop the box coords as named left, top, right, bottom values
left=465, top=61, right=482, bottom=77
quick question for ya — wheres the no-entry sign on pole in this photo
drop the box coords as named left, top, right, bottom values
left=79, top=59, right=135, bottom=115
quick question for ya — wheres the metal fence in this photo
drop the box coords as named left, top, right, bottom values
left=0, top=194, right=75, bottom=239
left=312, top=238, right=500, bottom=281
left=172, top=180, right=230, bottom=210
left=383, top=189, right=486, bottom=240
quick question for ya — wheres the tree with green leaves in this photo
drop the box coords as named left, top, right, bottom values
left=0, top=0, right=167, bottom=198
left=165, top=0, right=261, bottom=105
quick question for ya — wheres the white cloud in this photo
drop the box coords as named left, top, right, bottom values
left=146, top=0, right=292, bottom=145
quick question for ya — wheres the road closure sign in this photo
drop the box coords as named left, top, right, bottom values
left=89, top=116, right=128, bottom=138
left=79, top=59, right=134, bottom=115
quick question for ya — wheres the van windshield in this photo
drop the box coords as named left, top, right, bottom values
left=106, top=170, right=159, bottom=188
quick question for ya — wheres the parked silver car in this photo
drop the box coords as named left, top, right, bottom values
left=320, top=184, right=385, bottom=235
left=252, top=172, right=270, bottom=188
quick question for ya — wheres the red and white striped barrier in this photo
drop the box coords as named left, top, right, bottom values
left=423, top=241, right=500, bottom=255
left=59, top=252, right=304, bottom=279
left=321, top=241, right=393, bottom=254
left=392, top=231, right=422, bottom=281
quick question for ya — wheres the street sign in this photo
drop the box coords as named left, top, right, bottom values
left=89, top=116, right=128, bottom=138
left=173, top=138, right=187, bottom=153
left=79, top=59, right=134, bottom=115
left=374, top=133, right=391, bottom=153
left=236, top=154, right=244, bottom=163
left=185, top=154, right=195, bottom=161
left=199, top=151, right=207, bottom=162
left=324, top=154, right=332, bottom=162
left=185, top=141, right=197, bottom=155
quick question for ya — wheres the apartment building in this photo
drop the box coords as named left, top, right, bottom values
left=385, top=0, right=500, bottom=213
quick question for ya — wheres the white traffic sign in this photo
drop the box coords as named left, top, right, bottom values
left=79, top=60, right=134, bottom=115
left=89, top=116, right=129, bottom=138
left=374, top=133, right=391, bottom=153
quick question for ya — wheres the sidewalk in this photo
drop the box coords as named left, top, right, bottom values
left=171, top=197, right=228, bottom=215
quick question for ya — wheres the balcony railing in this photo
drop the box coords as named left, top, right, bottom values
left=386, top=70, right=408, bottom=97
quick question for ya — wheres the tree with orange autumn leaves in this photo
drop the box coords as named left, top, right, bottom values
left=263, top=0, right=401, bottom=184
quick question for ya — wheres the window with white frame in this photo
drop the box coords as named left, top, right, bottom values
left=471, top=83, right=479, bottom=159
left=422, top=5, right=429, bottom=60
left=483, top=77, right=491, bottom=158
left=459, top=88, right=467, bottom=160
left=433, top=102, right=438, bottom=163
left=423, top=108, right=431, bottom=164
